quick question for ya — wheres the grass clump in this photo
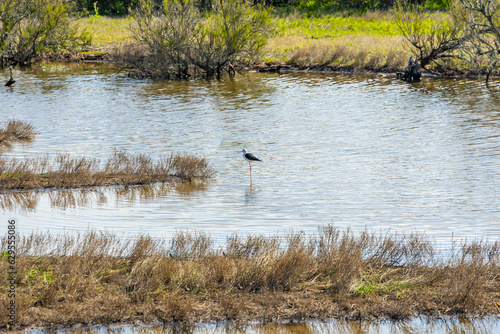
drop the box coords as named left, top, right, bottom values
left=0, top=120, right=35, bottom=145
left=1, top=225, right=500, bottom=329
left=0, top=150, right=215, bottom=191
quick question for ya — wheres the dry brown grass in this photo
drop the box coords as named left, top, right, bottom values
left=0, top=120, right=35, bottom=145
left=0, top=150, right=215, bottom=191
left=1, top=225, right=500, bottom=329
left=264, top=35, right=408, bottom=71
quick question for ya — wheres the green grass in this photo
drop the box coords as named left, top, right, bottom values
left=273, top=14, right=403, bottom=39
left=77, top=15, right=134, bottom=48
left=353, top=280, right=416, bottom=298
left=75, top=10, right=420, bottom=49
left=353, top=281, right=377, bottom=295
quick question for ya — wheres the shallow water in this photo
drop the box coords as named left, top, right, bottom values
left=1, top=63, right=500, bottom=245
left=24, top=317, right=500, bottom=334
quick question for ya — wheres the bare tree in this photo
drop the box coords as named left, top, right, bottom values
left=453, top=0, right=500, bottom=82
left=394, top=1, right=471, bottom=70
left=395, top=0, right=500, bottom=81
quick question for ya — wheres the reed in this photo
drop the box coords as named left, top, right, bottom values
left=0, top=151, right=215, bottom=191
left=1, top=225, right=499, bottom=329
left=0, top=120, right=35, bottom=145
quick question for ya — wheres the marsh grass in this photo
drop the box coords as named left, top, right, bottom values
left=1, top=225, right=500, bottom=329
left=76, top=16, right=133, bottom=48
left=0, top=151, right=215, bottom=191
left=0, top=120, right=35, bottom=145
left=267, top=35, right=408, bottom=70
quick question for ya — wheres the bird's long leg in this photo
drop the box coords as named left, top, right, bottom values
left=249, top=161, right=252, bottom=183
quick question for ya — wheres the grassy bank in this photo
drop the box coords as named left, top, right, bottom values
left=0, top=151, right=215, bottom=192
left=1, top=226, right=500, bottom=329
left=265, top=11, right=408, bottom=70
left=76, top=11, right=423, bottom=72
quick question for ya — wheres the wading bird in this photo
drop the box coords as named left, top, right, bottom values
left=241, top=149, right=262, bottom=183
left=5, top=67, right=15, bottom=87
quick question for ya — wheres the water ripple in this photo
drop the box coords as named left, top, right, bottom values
left=1, top=64, right=500, bottom=244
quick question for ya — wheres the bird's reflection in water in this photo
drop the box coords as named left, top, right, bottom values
left=244, top=184, right=261, bottom=205
left=0, top=180, right=210, bottom=212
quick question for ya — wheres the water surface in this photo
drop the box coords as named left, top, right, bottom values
left=1, top=63, right=500, bottom=245
left=25, top=317, right=500, bottom=334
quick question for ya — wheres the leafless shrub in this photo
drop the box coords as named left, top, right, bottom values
left=5, top=120, right=34, bottom=140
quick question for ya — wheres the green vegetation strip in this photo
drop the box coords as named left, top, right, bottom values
left=1, top=226, right=500, bottom=329
left=273, top=14, right=404, bottom=39
left=0, top=151, right=215, bottom=191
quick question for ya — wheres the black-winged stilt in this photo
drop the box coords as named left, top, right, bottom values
left=5, top=67, right=15, bottom=87
left=241, top=149, right=262, bottom=183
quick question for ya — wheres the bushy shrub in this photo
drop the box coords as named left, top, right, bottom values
left=123, top=0, right=272, bottom=78
left=0, top=0, right=91, bottom=66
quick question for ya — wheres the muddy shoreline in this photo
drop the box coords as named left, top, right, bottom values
left=36, top=50, right=481, bottom=80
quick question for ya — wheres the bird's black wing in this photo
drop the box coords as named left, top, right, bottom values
left=245, top=153, right=262, bottom=161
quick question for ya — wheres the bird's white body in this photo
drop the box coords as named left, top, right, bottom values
left=241, top=149, right=262, bottom=162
